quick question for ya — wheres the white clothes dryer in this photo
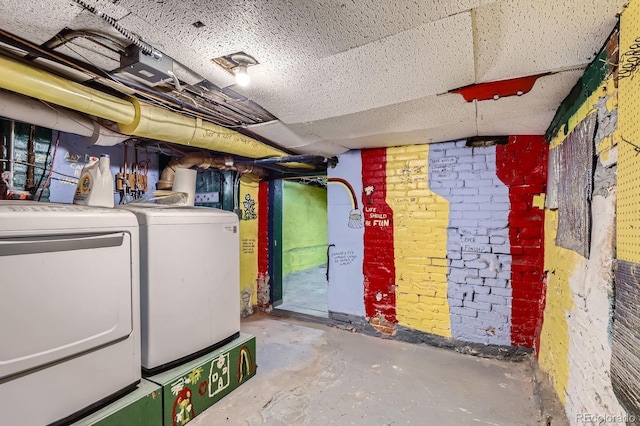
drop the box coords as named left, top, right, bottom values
left=0, top=201, right=141, bottom=426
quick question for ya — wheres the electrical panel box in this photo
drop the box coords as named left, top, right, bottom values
left=119, top=44, right=174, bottom=85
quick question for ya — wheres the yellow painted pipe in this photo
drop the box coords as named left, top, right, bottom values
left=120, top=99, right=312, bottom=166
left=120, top=98, right=288, bottom=158
left=0, top=54, right=311, bottom=166
left=0, top=55, right=135, bottom=125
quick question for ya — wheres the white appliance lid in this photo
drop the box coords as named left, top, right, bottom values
left=0, top=201, right=139, bottom=232
left=118, top=204, right=239, bottom=225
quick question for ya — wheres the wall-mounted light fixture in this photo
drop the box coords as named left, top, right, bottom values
left=230, top=53, right=257, bottom=87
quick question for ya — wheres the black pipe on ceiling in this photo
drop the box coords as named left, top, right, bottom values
left=235, top=155, right=328, bottom=165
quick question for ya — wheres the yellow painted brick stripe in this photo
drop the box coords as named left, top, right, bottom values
left=386, top=145, right=451, bottom=337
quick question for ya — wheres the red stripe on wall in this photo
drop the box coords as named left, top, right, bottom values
left=361, top=149, right=396, bottom=322
left=496, top=136, right=548, bottom=352
left=258, top=181, right=269, bottom=279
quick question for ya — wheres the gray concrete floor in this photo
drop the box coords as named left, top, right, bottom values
left=191, top=314, right=543, bottom=426
left=278, top=265, right=328, bottom=317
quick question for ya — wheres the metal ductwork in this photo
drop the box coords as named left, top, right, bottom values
left=157, top=152, right=265, bottom=190
left=0, top=54, right=308, bottom=165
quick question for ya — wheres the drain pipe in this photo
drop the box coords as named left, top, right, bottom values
left=157, top=152, right=266, bottom=190
left=0, top=90, right=128, bottom=146
left=0, top=55, right=296, bottom=161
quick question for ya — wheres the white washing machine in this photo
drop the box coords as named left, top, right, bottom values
left=0, top=201, right=141, bottom=426
left=120, top=204, right=240, bottom=373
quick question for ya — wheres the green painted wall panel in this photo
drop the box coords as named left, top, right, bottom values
left=282, top=181, right=328, bottom=274
left=545, top=40, right=614, bottom=141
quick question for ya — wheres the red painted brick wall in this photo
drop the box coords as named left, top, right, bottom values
left=361, top=149, right=396, bottom=322
left=496, top=135, right=548, bottom=350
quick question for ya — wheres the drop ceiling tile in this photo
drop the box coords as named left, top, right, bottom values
left=474, top=0, right=625, bottom=82
left=333, top=121, right=478, bottom=149
left=288, top=93, right=476, bottom=144
left=0, top=0, right=84, bottom=44
left=246, top=120, right=321, bottom=149
left=476, top=69, right=584, bottom=135
left=116, top=0, right=493, bottom=62
left=292, top=142, right=350, bottom=157
left=246, top=12, right=475, bottom=123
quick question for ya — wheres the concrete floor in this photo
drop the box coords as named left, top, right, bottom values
left=191, top=314, right=543, bottom=426
left=278, top=265, right=328, bottom=317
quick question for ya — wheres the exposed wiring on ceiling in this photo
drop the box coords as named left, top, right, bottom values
left=0, top=29, right=253, bottom=132
left=167, top=70, right=183, bottom=93
left=67, top=2, right=256, bottom=129
left=38, top=100, right=95, bottom=134
left=61, top=37, right=120, bottom=65
left=70, top=0, right=162, bottom=60
left=154, top=144, right=170, bottom=155
left=1, top=33, right=238, bottom=129
left=46, top=30, right=128, bottom=55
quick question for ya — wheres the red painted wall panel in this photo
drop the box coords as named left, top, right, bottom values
left=361, top=149, right=396, bottom=322
left=496, top=135, right=548, bottom=351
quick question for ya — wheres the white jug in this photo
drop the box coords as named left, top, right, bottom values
left=73, top=154, right=115, bottom=208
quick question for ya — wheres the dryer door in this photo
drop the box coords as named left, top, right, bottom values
left=0, top=231, right=133, bottom=379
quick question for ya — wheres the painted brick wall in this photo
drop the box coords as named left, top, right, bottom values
left=496, top=135, right=547, bottom=350
left=387, top=145, right=451, bottom=337
left=239, top=175, right=260, bottom=316
left=539, top=25, right=628, bottom=423
left=328, top=138, right=549, bottom=349
left=429, top=141, right=513, bottom=345
left=361, top=149, right=396, bottom=323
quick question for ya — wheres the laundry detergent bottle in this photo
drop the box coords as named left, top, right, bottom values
left=73, top=154, right=115, bottom=208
